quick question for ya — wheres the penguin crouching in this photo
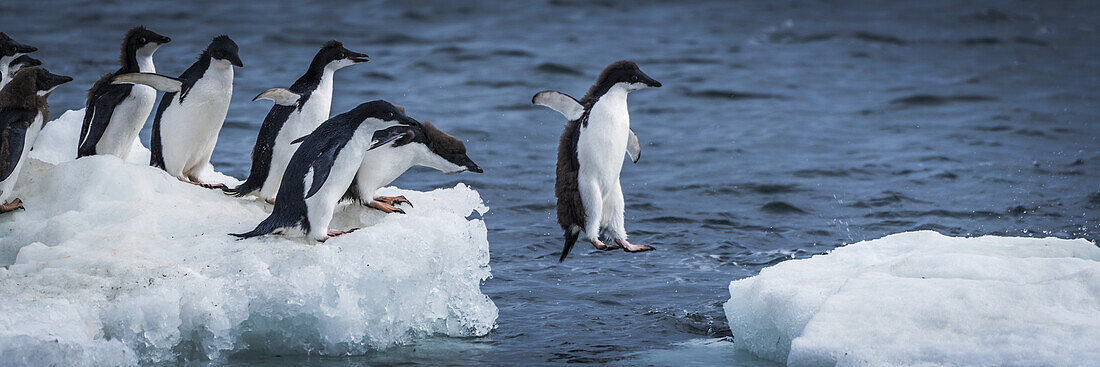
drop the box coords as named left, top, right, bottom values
left=533, top=60, right=661, bottom=262
left=341, top=120, right=483, bottom=213
left=224, top=40, right=369, bottom=203
left=0, top=67, right=72, bottom=213
left=231, top=100, right=420, bottom=242
left=114, top=35, right=242, bottom=187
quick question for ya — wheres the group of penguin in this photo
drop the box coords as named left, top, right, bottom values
left=0, top=25, right=663, bottom=262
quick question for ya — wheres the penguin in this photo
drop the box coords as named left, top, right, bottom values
left=7, top=55, right=42, bottom=79
left=230, top=100, right=419, bottom=242
left=223, top=40, right=369, bottom=202
left=0, top=33, right=38, bottom=89
left=112, top=35, right=243, bottom=187
left=0, top=67, right=72, bottom=213
left=77, top=26, right=171, bottom=159
left=532, top=60, right=661, bottom=262
left=342, top=120, right=483, bottom=213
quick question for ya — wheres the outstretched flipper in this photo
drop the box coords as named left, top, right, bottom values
left=533, top=90, right=583, bottom=121
left=627, top=129, right=641, bottom=163
left=253, top=88, right=301, bottom=106
left=111, top=72, right=183, bottom=92
left=368, top=132, right=407, bottom=150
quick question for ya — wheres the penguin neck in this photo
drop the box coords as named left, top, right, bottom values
left=0, top=55, right=14, bottom=88
left=135, top=52, right=156, bottom=73
left=589, top=85, right=630, bottom=126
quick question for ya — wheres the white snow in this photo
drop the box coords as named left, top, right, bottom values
left=0, top=110, right=497, bottom=365
left=724, top=230, right=1100, bottom=366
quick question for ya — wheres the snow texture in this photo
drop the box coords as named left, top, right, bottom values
left=724, top=230, right=1100, bottom=366
left=0, top=110, right=497, bottom=365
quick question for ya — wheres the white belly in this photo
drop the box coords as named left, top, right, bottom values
left=160, top=65, right=233, bottom=179
left=353, top=145, right=417, bottom=201
left=304, top=127, right=371, bottom=239
left=95, top=85, right=156, bottom=159
left=577, top=92, right=630, bottom=195
left=260, top=93, right=332, bottom=200
left=1, top=114, right=44, bottom=202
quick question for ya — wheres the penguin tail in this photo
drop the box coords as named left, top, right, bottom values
left=229, top=217, right=283, bottom=240
left=559, top=230, right=579, bottom=263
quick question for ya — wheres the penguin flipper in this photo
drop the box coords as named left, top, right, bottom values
left=368, top=132, right=408, bottom=151
left=533, top=90, right=583, bottom=121
left=79, top=83, right=130, bottom=156
left=253, top=88, right=302, bottom=106
left=627, top=129, right=641, bottom=163
left=0, top=109, right=34, bottom=182
left=304, top=142, right=345, bottom=199
left=111, top=73, right=183, bottom=92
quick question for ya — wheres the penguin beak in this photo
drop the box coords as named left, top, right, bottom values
left=348, top=51, right=369, bottom=63
left=11, top=40, right=37, bottom=54
left=639, top=71, right=662, bottom=88
left=465, top=160, right=483, bottom=173
left=160, top=35, right=172, bottom=44
left=228, top=54, right=244, bottom=67
left=399, top=115, right=420, bottom=127
left=50, top=73, right=74, bottom=87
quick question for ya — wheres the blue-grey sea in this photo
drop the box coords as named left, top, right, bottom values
left=3, top=0, right=1098, bottom=365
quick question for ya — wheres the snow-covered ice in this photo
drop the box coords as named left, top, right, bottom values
left=0, top=110, right=497, bottom=365
left=724, top=231, right=1100, bottom=366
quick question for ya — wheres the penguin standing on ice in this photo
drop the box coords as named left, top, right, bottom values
left=532, top=60, right=661, bottom=262
left=342, top=119, right=483, bottom=213
left=0, top=67, right=72, bottom=213
left=231, top=100, right=419, bottom=242
left=7, top=55, right=42, bottom=80
left=224, top=40, right=369, bottom=202
left=0, top=33, right=38, bottom=89
left=78, top=26, right=171, bottom=159
left=112, top=35, right=243, bottom=187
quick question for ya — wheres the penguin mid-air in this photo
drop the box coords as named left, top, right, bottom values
left=112, top=35, right=243, bottom=187
left=231, top=100, right=420, bottom=242
left=224, top=40, right=369, bottom=203
left=77, top=26, right=171, bottom=159
left=0, top=67, right=72, bottom=213
left=532, top=60, right=662, bottom=262
left=7, top=55, right=42, bottom=79
left=343, top=119, right=483, bottom=213
left=0, top=33, right=38, bottom=89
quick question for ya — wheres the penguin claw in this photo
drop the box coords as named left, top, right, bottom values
left=368, top=200, right=405, bottom=214
left=590, top=239, right=618, bottom=251
left=375, top=195, right=412, bottom=207
left=1, top=198, right=24, bottom=213
left=614, top=238, right=655, bottom=253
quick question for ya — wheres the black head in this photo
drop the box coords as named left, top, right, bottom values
left=32, top=67, right=73, bottom=93
left=124, top=26, right=171, bottom=52
left=9, top=55, right=42, bottom=70
left=351, top=100, right=420, bottom=126
left=206, top=35, right=243, bottom=67
left=0, top=32, right=37, bottom=57
left=421, top=121, right=483, bottom=173
left=596, top=60, right=662, bottom=89
left=313, top=40, right=368, bottom=68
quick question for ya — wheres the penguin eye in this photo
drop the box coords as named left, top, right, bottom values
left=139, top=36, right=147, bottom=44
left=631, top=75, right=639, bottom=82
left=386, top=112, right=395, bottom=119
left=337, top=52, right=346, bottom=59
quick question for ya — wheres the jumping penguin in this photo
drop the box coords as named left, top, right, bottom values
left=0, top=67, right=72, bottom=213
left=223, top=40, right=369, bottom=202
left=7, top=55, right=42, bottom=79
left=230, top=100, right=420, bottom=242
left=78, top=26, right=171, bottom=159
left=342, top=119, right=483, bottom=213
left=532, top=60, right=661, bottom=262
left=112, top=35, right=243, bottom=187
left=0, top=33, right=38, bottom=89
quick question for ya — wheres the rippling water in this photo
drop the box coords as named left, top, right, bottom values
left=4, top=0, right=1098, bottom=365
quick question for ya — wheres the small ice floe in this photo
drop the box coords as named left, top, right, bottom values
left=724, top=230, right=1100, bottom=366
left=0, top=110, right=497, bottom=366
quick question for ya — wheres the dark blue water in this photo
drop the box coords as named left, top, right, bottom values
left=4, top=0, right=1098, bottom=365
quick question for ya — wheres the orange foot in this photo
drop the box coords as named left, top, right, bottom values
left=590, top=238, right=621, bottom=251
left=178, top=177, right=226, bottom=190
left=367, top=200, right=405, bottom=214
left=0, top=198, right=24, bottom=213
left=615, top=238, right=655, bottom=253
left=375, top=195, right=412, bottom=207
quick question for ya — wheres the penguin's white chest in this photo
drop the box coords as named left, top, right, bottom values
left=160, top=63, right=234, bottom=178
left=96, top=84, right=156, bottom=158
left=353, top=145, right=418, bottom=200
left=260, top=72, right=335, bottom=199
left=577, top=90, right=630, bottom=192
